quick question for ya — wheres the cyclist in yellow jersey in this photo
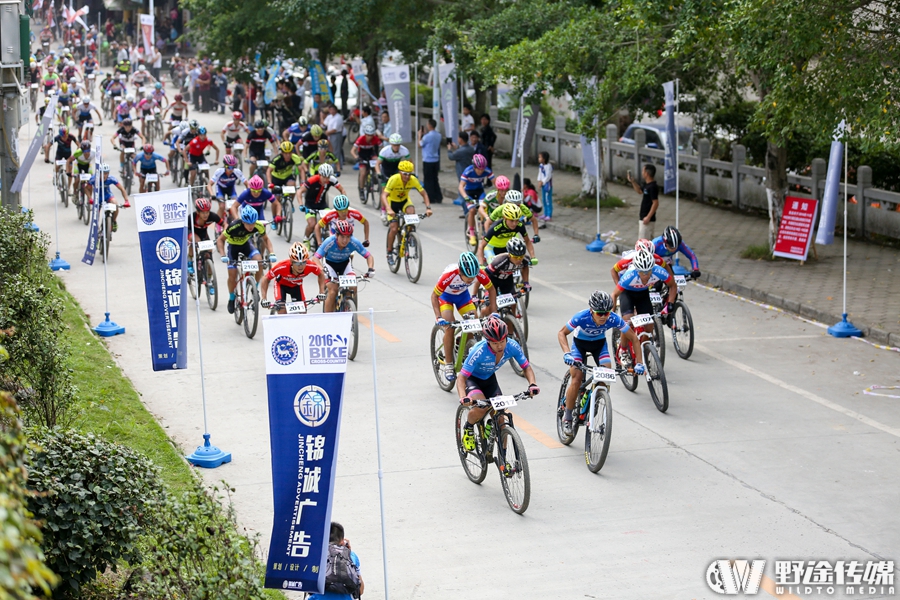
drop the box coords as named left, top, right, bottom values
left=381, top=160, right=432, bottom=266
left=267, top=140, right=303, bottom=188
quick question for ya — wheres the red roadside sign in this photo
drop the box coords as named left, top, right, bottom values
left=774, top=196, right=819, bottom=260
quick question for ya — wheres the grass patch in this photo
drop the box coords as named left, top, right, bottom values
left=740, top=243, right=774, bottom=260
left=54, top=277, right=196, bottom=492
left=557, top=193, right=626, bottom=209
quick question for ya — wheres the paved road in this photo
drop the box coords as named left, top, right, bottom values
left=22, top=101, right=900, bottom=599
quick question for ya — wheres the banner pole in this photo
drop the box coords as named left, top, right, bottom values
left=827, top=126, right=861, bottom=338
left=93, top=138, right=124, bottom=336
left=675, top=78, right=680, bottom=230
left=585, top=122, right=603, bottom=252
left=49, top=161, right=70, bottom=270
left=413, top=63, right=419, bottom=172
left=369, top=307, right=390, bottom=600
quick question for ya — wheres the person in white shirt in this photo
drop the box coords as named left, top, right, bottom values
left=461, top=104, right=475, bottom=132
left=537, top=151, right=554, bottom=221
left=324, top=103, right=345, bottom=166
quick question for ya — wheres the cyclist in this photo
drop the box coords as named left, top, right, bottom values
left=41, top=64, right=61, bottom=96
left=652, top=226, right=701, bottom=278
left=314, top=194, right=370, bottom=248
left=134, top=144, right=170, bottom=193
left=282, top=116, right=310, bottom=147
left=313, top=220, right=375, bottom=313
left=48, top=125, right=77, bottom=171
left=188, top=197, right=224, bottom=283
left=350, top=123, right=380, bottom=202
left=558, top=290, right=643, bottom=435
left=111, top=117, right=144, bottom=173
left=376, top=133, right=409, bottom=181
left=432, top=252, right=497, bottom=382
left=458, top=315, right=539, bottom=452
left=208, top=154, right=246, bottom=220
left=479, top=237, right=531, bottom=298
left=151, top=82, right=168, bottom=108
left=300, top=163, right=344, bottom=240
left=130, top=64, right=155, bottom=93
left=301, top=139, right=339, bottom=181
left=246, top=119, right=278, bottom=174
left=104, top=75, right=127, bottom=106
left=163, top=93, right=189, bottom=129
left=216, top=205, right=273, bottom=314
left=80, top=53, right=99, bottom=78
left=298, top=123, right=327, bottom=161
left=610, top=238, right=666, bottom=285
left=487, top=189, right=541, bottom=242
left=74, top=97, right=103, bottom=139
left=459, top=153, right=495, bottom=247
left=114, top=94, right=138, bottom=123
left=267, top=140, right=303, bottom=188
left=477, top=203, right=537, bottom=266
left=184, top=127, right=220, bottom=187
left=136, top=93, right=160, bottom=133
left=221, top=111, right=249, bottom=153
left=479, top=175, right=509, bottom=232
left=260, top=242, right=327, bottom=314
left=381, top=160, right=432, bottom=267
left=610, top=249, right=677, bottom=342
left=231, top=175, right=282, bottom=228
left=87, top=163, right=130, bottom=231
left=66, top=140, right=95, bottom=196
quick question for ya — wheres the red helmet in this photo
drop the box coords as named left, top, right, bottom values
left=482, top=315, right=508, bottom=342
left=143, top=144, right=154, bottom=154
left=333, top=220, right=353, bottom=236
left=495, top=175, right=510, bottom=190
left=174, top=94, right=183, bottom=101
left=195, top=198, right=211, bottom=211
left=232, top=111, right=242, bottom=119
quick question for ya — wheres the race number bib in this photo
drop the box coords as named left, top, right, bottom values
left=675, top=275, right=686, bottom=288
left=649, top=292, right=662, bottom=304
left=496, top=294, right=516, bottom=308
left=403, top=214, right=420, bottom=225
left=196, top=240, right=215, bottom=252
left=285, top=301, right=307, bottom=314
left=592, top=367, right=617, bottom=383
left=490, top=395, right=517, bottom=410
left=282, top=185, right=296, bottom=194
left=338, top=275, right=357, bottom=288
left=146, top=173, right=159, bottom=182
left=631, top=314, right=654, bottom=327
left=233, top=143, right=244, bottom=150
left=241, top=261, right=259, bottom=273
left=460, top=319, right=482, bottom=333
left=257, top=160, right=269, bottom=167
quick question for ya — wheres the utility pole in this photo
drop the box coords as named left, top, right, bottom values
left=0, top=0, right=25, bottom=209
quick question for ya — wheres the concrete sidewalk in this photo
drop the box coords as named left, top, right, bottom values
left=432, top=161, right=900, bottom=347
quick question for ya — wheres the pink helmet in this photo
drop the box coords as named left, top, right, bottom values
left=223, top=154, right=238, bottom=167
left=635, top=238, right=654, bottom=253
left=248, top=175, right=264, bottom=190
left=472, top=154, right=487, bottom=169
left=495, top=175, right=510, bottom=191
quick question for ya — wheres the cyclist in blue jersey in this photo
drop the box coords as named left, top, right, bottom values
left=87, top=163, right=130, bottom=232
left=216, top=205, right=271, bottom=314
left=231, top=175, right=282, bottom=228
left=208, top=154, right=246, bottom=219
left=610, top=250, right=677, bottom=335
left=74, top=97, right=103, bottom=139
left=459, top=154, right=494, bottom=247
left=282, top=116, right=310, bottom=147
left=314, top=220, right=375, bottom=313
left=133, top=144, right=170, bottom=193
left=458, top=315, right=539, bottom=452
left=652, top=226, right=701, bottom=278
left=558, top=290, right=643, bottom=434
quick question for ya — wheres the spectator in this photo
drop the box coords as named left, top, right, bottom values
left=537, top=151, right=553, bottom=222
left=116, top=42, right=129, bottom=64
left=150, top=45, right=162, bottom=81
left=232, top=77, right=246, bottom=114
left=214, top=67, right=228, bottom=114
left=324, top=103, right=345, bottom=165
left=629, top=163, right=659, bottom=239
left=468, top=130, right=487, bottom=159
left=419, top=118, right=443, bottom=204
left=447, top=131, right=474, bottom=205
left=378, top=110, right=392, bottom=139
left=329, top=75, right=337, bottom=103
left=479, top=114, right=496, bottom=168
left=198, top=64, right=212, bottom=113
left=105, top=18, right=114, bottom=40
left=189, top=61, right=201, bottom=109
left=340, top=69, right=350, bottom=117
left=307, top=522, right=363, bottom=600
left=461, top=104, right=475, bottom=132
left=359, top=105, right=376, bottom=134
left=523, top=177, right=543, bottom=224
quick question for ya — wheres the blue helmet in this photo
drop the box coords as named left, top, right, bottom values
left=332, top=194, right=350, bottom=211
left=458, top=252, right=480, bottom=278
left=240, top=205, right=258, bottom=224
left=198, top=126, right=207, bottom=135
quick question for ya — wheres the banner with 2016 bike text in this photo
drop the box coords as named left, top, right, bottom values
left=134, top=187, right=190, bottom=371
left=262, top=312, right=352, bottom=593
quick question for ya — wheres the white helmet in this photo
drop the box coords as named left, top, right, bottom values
left=138, top=64, right=146, bottom=71
left=363, top=124, right=376, bottom=135
left=505, top=190, right=523, bottom=205
left=318, top=163, right=334, bottom=178
left=80, top=97, right=90, bottom=104
left=632, top=249, right=655, bottom=272
left=126, top=94, right=135, bottom=102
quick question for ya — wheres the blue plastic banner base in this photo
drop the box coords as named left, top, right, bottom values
left=585, top=234, right=605, bottom=253
left=49, top=253, right=71, bottom=271
left=453, top=197, right=463, bottom=206
left=673, top=256, right=690, bottom=276
left=93, top=313, right=125, bottom=337
left=187, top=433, right=232, bottom=468
left=21, top=207, right=39, bottom=231
left=828, top=314, right=862, bottom=338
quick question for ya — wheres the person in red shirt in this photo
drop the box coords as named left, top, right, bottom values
left=183, top=126, right=220, bottom=187
left=259, top=242, right=327, bottom=314
left=314, top=194, right=370, bottom=247
left=350, top=124, right=381, bottom=202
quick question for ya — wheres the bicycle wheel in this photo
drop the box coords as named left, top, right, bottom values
left=187, top=266, right=198, bottom=299
left=430, top=324, right=455, bottom=392
left=516, top=296, right=528, bottom=341
left=611, top=329, right=638, bottom=392
left=124, top=165, right=133, bottom=196
left=204, top=258, right=218, bottom=310
left=504, top=316, right=528, bottom=377
left=82, top=191, right=91, bottom=225
left=454, top=404, right=488, bottom=484
left=75, top=194, right=84, bottom=221
left=102, top=214, right=113, bottom=261
left=644, top=343, right=668, bottom=413
left=498, top=426, right=530, bottom=514
left=555, top=372, right=577, bottom=446
left=404, top=231, right=423, bottom=284
left=389, top=233, right=401, bottom=274
left=234, top=286, right=244, bottom=325
left=653, top=317, right=666, bottom=366
left=243, top=278, right=259, bottom=339
left=342, top=297, right=359, bottom=361
left=59, top=174, right=69, bottom=207
left=671, top=300, right=695, bottom=359
left=585, top=387, right=613, bottom=473
left=463, top=216, right=477, bottom=252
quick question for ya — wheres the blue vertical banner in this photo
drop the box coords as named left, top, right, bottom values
left=81, top=134, right=104, bottom=265
left=263, top=313, right=352, bottom=593
left=438, top=62, right=458, bottom=143
left=511, top=84, right=538, bottom=169
left=816, top=120, right=846, bottom=246
left=350, top=59, right=376, bottom=103
left=264, top=60, right=281, bottom=106
left=382, top=64, right=411, bottom=143
left=309, top=57, right=333, bottom=105
left=133, top=188, right=189, bottom=371
left=663, top=81, right=677, bottom=194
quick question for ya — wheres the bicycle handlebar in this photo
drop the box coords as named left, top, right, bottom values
left=464, top=391, right=534, bottom=409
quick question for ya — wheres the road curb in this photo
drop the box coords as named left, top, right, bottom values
left=540, top=219, right=900, bottom=347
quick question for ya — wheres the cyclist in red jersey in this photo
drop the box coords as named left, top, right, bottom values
left=299, top=163, right=344, bottom=240
left=350, top=124, right=381, bottom=203
left=314, top=194, right=370, bottom=247
left=184, top=126, right=220, bottom=187
left=260, top=242, right=327, bottom=314
left=609, top=238, right=668, bottom=286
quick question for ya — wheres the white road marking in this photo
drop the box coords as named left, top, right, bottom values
left=700, top=334, right=823, bottom=342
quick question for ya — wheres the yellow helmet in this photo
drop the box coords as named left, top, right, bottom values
left=398, top=160, right=414, bottom=174
left=60, top=83, right=68, bottom=93
left=501, top=203, right=522, bottom=220
left=280, top=140, right=294, bottom=153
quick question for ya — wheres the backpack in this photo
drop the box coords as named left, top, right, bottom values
left=324, top=543, right=360, bottom=598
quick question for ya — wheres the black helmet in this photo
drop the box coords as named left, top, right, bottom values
left=663, top=226, right=682, bottom=249
left=254, top=120, right=266, bottom=129
left=588, top=290, right=613, bottom=313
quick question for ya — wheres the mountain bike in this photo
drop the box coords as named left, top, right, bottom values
left=188, top=240, right=218, bottom=311
left=647, top=291, right=668, bottom=366
left=54, top=160, right=69, bottom=208
left=76, top=171, right=92, bottom=225
left=98, top=201, right=117, bottom=263
left=143, top=172, right=161, bottom=193
left=85, top=73, right=96, bottom=98
left=117, top=146, right=135, bottom=195
left=228, top=253, right=262, bottom=339
left=225, top=138, right=244, bottom=172
left=272, top=184, right=297, bottom=242
left=331, top=273, right=369, bottom=361
left=665, top=273, right=698, bottom=360
left=387, top=213, right=426, bottom=283
left=171, top=150, right=184, bottom=187
left=362, top=158, right=379, bottom=206
left=30, top=83, right=39, bottom=111
left=430, top=314, right=485, bottom=392
left=556, top=362, right=615, bottom=473
left=302, top=206, right=325, bottom=253
left=611, top=313, right=669, bottom=413
left=455, top=391, right=534, bottom=514
left=473, top=289, right=529, bottom=375
left=463, top=204, right=486, bottom=253
left=266, top=297, right=320, bottom=316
